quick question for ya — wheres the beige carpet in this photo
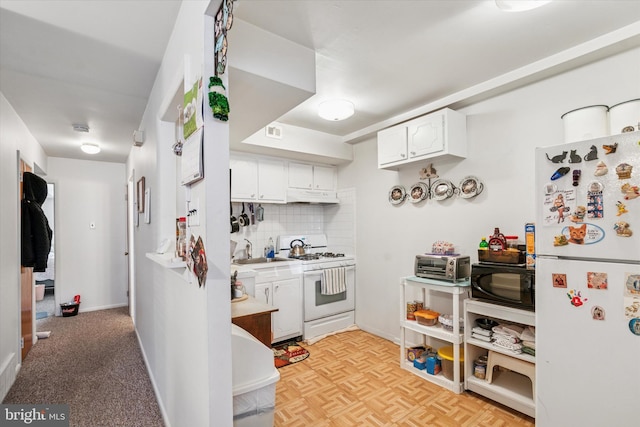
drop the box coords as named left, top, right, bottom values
left=3, top=307, right=164, bottom=427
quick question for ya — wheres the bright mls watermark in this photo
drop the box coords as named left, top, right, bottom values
left=1, top=405, right=69, bottom=426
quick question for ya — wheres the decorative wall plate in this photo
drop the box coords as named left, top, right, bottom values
left=408, top=182, right=428, bottom=203
left=458, top=176, right=483, bottom=199
left=389, top=185, right=406, bottom=205
left=431, top=179, right=455, bottom=201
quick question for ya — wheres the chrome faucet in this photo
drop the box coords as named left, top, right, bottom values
left=244, top=238, right=252, bottom=259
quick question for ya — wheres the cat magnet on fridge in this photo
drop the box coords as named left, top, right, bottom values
left=546, top=151, right=567, bottom=163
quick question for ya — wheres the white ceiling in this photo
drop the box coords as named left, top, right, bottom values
left=1, top=1, right=640, bottom=163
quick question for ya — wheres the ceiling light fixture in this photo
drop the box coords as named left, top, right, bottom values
left=495, top=0, right=551, bottom=12
left=318, top=99, right=355, bottom=121
left=81, top=143, right=101, bottom=154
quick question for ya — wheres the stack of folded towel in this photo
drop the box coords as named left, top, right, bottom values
left=520, top=325, right=536, bottom=356
left=491, top=324, right=524, bottom=354
left=471, top=326, right=492, bottom=342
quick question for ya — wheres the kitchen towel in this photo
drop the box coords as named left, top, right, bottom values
left=322, top=267, right=346, bottom=295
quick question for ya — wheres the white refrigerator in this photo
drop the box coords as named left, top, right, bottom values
left=535, top=131, right=640, bottom=426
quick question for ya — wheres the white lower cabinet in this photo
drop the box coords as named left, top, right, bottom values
left=255, top=277, right=302, bottom=343
left=464, top=299, right=535, bottom=418
left=400, top=276, right=469, bottom=394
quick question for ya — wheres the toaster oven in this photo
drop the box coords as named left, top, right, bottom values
left=414, top=255, right=471, bottom=282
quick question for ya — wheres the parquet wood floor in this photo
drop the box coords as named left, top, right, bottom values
left=275, top=329, right=535, bottom=427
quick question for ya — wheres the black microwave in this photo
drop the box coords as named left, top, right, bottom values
left=471, top=263, right=535, bottom=312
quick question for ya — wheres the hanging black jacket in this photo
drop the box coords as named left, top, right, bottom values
left=21, top=172, right=52, bottom=272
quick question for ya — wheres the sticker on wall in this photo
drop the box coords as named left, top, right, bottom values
left=628, top=318, right=640, bottom=336
left=591, top=305, right=605, bottom=320
left=568, top=289, right=587, bottom=307
left=587, top=272, right=608, bottom=290
left=616, top=201, right=628, bottom=216
left=543, top=189, right=575, bottom=225
left=587, top=182, right=604, bottom=219
left=621, top=183, right=639, bottom=200
left=614, top=221, right=633, bottom=237
left=553, top=273, right=567, bottom=288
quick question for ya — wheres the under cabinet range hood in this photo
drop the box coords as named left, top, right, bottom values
left=286, top=188, right=340, bottom=204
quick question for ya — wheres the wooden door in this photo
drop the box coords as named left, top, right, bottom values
left=19, top=160, right=33, bottom=360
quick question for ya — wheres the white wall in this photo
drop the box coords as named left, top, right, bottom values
left=126, top=2, right=230, bottom=427
left=0, top=92, right=47, bottom=400
left=46, top=157, right=127, bottom=312
left=340, top=47, right=640, bottom=342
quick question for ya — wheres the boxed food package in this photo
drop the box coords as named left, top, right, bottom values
left=525, top=223, right=535, bottom=269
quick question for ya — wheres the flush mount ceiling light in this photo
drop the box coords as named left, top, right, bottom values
left=495, top=0, right=551, bottom=12
left=318, top=99, right=355, bottom=121
left=81, top=143, right=100, bottom=154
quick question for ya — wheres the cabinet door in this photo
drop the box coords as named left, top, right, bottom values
left=254, top=283, right=272, bottom=306
left=230, top=157, right=258, bottom=200
left=408, top=112, right=445, bottom=159
left=313, top=165, right=336, bottom=191
left=377, top=126, right=408, bottom=166
left=272, top=277, right=302, bottom=342
left=258, top=159, right=286, bottom=202
left=288, top=162, right=313, bottom=189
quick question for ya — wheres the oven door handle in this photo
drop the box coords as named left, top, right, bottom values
left=304, top=265, right=355, bottom=277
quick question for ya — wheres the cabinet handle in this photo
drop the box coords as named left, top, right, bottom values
left=401, top=153, right=406, bottom=158
left=265, top=288, right=270, bottom=304
left=259, top=195, right=264, bottom=199
left=251, top=194, right=255, bottom=198
left=308, top=184, right=312, bottom=188
left=410, top=151, right=416, bottom=155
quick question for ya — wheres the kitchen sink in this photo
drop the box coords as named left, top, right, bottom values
left=233, top=257, right=290, bottom=265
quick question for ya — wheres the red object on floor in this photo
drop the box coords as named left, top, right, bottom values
left=272, top=341, right=310, bottom=368
left=73, top=294, right=81, bottom=304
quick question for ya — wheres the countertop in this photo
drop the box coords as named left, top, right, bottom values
left=231, top=295, right=278, bottom=319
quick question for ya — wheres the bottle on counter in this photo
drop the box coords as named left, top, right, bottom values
left=479, top=237, right=489, bottom=249
left=265, top=237, right=275, bottom=259
left=488, top=227, right=507, bottom=251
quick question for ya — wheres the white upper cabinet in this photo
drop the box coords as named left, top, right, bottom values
left=377, top=108, right=467, bottom=169
left=288, top=162, right=336, bottom=191
left=230, top=155, right=286, bottom=203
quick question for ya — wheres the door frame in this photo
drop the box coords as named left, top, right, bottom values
left=18, top=155, right=33, bottom=360
left=127, top=170, right=136, bottom=323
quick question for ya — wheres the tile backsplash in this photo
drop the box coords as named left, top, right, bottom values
left=230, top=188, right=355, bottom=260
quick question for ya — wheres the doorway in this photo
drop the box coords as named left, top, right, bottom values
left=35, top=182, right=55, bottom=319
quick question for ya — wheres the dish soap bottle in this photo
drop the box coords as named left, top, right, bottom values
left=488, top=227, right=507, bottom=251
left=479, top=237, right=489, bottom=249
left=265, top=237, right=275, bottom=260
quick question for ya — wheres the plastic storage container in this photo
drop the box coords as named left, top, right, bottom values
left=437, top=346, right=464, bottom=381
left=35, top=284, right=45, bottom=301
left=414, top=309, right=439, bottom=326
left=232, top=324, right=280, bottom=427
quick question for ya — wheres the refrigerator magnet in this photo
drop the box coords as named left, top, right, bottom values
left=615, top=201, right=628, bottom=216
left=552, top=273, right=567, bottom=288
left=570, top=205, right=586, bottom=223
left=587, top=183, right=604, bottom=219
left=594, top=161, right=608, bottom=176
left=613, top=221, right=633, bottom=237
left=567, top=289, right=588, bottom=307
left=587, top=272, right=608, bottom=290
left=621, top=183, right=639, bottom=200
left=602, top=142, right=618, bottom=154
left=624, top=274, right=640, bottom=296
left=628, top=318, right=640, bottom=336
left=591, top=305, right=605, bottom=320
left=624, top=298, right=640, bottom=318
left=583, top=145, right=598, bottom=161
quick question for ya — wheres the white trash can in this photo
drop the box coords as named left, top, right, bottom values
left=35, top=284, right=45, bottom=301
left=232, top=324, right=280, bottom=427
